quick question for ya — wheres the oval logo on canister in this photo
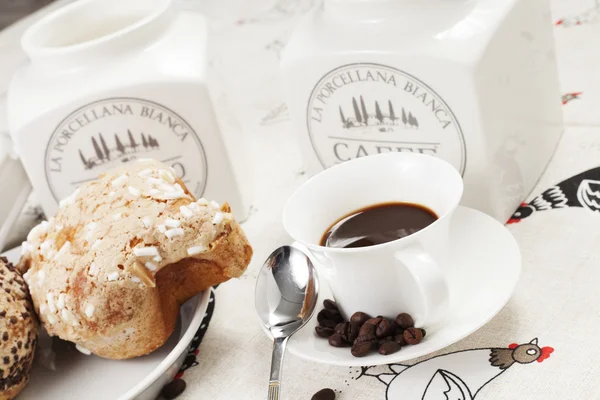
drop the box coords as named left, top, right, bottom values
left=306, top=63, right=466, bottom=174
left=45, top=97, right=208, bottom=201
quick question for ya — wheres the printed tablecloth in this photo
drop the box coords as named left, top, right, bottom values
left=3, top=0, right=600, bottom=399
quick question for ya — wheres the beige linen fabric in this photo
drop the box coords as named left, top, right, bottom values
left=175, top=1, right=600, bottom=399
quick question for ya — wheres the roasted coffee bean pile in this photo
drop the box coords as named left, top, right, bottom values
left=315, top=300, right=425, bottom=357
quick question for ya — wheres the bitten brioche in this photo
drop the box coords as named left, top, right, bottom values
left=20, top=160, right=252, bottom=359
left=0, top=257, right=37, bottom=399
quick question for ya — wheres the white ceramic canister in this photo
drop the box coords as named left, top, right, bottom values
left=7, top=0, right=251, bottom=221
left=281, top=0, right=564, bottom=223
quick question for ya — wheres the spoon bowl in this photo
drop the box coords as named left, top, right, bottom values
left=255, top=245, right=319, bottom=399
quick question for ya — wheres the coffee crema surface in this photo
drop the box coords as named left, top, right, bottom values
left=320, top=202, right=438, bottom=248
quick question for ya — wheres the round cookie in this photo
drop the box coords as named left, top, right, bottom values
left=20, top=159, right=252, bottom=359
left=0, top=256, right=37, bottom=399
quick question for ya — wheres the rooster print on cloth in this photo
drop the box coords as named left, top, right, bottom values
left=555, top=0, right=600, bottom=27
left=354, top=339, right=554, bottom=400
left=509, top=166, right=600, bottom=223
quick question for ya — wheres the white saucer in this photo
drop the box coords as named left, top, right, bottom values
left=1, top=246, right=210, bottom=400
left=286, top=206, right=521, bottom=366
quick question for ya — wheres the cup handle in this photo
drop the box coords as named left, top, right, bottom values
left=394, top=245, right=449, bottom=326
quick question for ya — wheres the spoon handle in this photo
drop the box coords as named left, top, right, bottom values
left=268, top=336, right=289, bottom=400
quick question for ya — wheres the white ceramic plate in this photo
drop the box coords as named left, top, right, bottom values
left=285, top=206, right=521, bottom=366
left=1, top=246, right=210, bottom=400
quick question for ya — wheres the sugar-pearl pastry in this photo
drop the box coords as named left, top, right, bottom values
left=19, top=159, right=252, bottom=359
left=0, top=257, right=37, bottom=399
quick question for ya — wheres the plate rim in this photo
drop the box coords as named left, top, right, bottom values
left=284, top=206, right=522, bottom=366
left=120, top=288, right=211, bottom=399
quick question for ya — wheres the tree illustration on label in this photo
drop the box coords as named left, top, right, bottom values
left=388, top=100, right=397, bottom=123
left=79, top=150, right=95, bottom=170
left=99, top=134, right=111, bottom=160
left=408, top=112, right=418, bottom=128
left=352, top=97, right=363, bottom=124
left=375, top=101, right=384, bottom=123
left=79, top=130, right=161, bottom=169
left=340, top=97, right=417, bottom=131
left=128, top=130, right=138, bottom=152
left=115, top=134, right=125, bottom=154
left=340, top=107, right=352, bottom=128
left=92, top=137, right=104, bottom=162
left=360, top=96, right=369, bottom=125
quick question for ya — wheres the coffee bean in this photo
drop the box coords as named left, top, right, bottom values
left=334, top=322, right=347, bottom=336
left=319, top=308, right=341, bottom=322
left=395, top=313, right=414, bottom=330
left=328, top=333, right=347, bottom=347
left=319, top=319, right=338, bottom=329
left=317, top=310, right=329, bottom=324
left=354, top=334, right=376, bottom=344
left=317, top=309, right=342, bottom=328
left=323, top=299, right=338, bottom=310
left=347, top=322, right=360, bottom=342
left=394, top=334, right=407, bottom=346
left=376, top=336, right=393, bottom=346
left=420, top=328, right=426, bottom=338
left=317, top=309, right=330, bottom=325
left=328, top=309, right=342, bottom=320
left=161, top=379, right=186, bottom=399
left=358, top=317, right=380, bottom=336
left=337, top=322, right=360, bottom=342
left=350, top=312, right=371, bottom=326
left=403, top=327, right=423, bottom=345
left=364, top=317, right=383, bottom=326
left=378, top=341, right=401, bottom=355
left=358, top=323, right=376, bottom=337
left=351, top=341, right=373, bottom=357
left=312, top=388, right=336, bottom=400
left=394, top=325, right=405, bottom=336
left=317, top=308, right=344, bottom=324
left=315, top=326, right=334, bottom=338
left=375, top=319, right=397, bottom=338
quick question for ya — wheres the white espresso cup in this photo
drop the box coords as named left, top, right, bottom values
left=282, top=152, right=463, bottom=328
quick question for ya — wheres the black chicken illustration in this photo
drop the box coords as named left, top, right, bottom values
left=173, top=290, right=215, bottom=380
left=355, top=338, right=553, bottom=400
left=509, top=166, right=600, bottom=223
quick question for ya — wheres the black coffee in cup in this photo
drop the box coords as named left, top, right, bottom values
left=320, top=202, right=438, bottom=248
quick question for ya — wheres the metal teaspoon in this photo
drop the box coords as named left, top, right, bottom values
left=255, top=245, right=319, bottom=400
